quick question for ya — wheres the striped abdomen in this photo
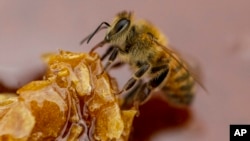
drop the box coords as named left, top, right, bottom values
left=162, top=63, right=195, bottom=106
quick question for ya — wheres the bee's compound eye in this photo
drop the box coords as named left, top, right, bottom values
left=114, top=19, right=130, bottom=33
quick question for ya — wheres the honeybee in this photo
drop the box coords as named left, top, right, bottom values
left=81, top=11, right=202, bottom=108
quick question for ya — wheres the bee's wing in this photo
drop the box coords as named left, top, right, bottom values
left=154, top=40, right=207, bottom=92
left=177, top=52, right=204, bottom=84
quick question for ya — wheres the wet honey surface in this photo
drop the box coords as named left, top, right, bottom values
left=0, top=51, right=192, bottom=141
left=0, top=51, right=136, bottom=141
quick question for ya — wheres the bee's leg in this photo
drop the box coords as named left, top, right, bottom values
left=123, top=65, right=169, bottom=108
left=101, top=46, right=125, bottom=69
left=109, top=61, right=125, bottom=69
left=100, top=46, right=114, bottom=61
left=138, top=68, right=169, bottom=102
left=148, top=65, right=169, bottom=88
left=118, top=63, right=150, bottom=94
left=98, top=47, right=119, bottom=76
left=121, top=80, right=143, bottom=109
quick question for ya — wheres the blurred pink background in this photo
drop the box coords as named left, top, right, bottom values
left=0, top=1, right=250, bottom=141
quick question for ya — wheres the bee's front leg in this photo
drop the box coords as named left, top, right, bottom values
left=100, top=46, right=114, bottom=61
left=97, top=47, right=119, bottom=77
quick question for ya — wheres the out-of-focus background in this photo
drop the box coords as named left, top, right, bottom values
left=0, top=1, right=250, bottom=141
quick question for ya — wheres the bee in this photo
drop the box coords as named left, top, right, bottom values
left=81, top=11, right=202, bottom=108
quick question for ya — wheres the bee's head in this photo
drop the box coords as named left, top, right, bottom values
left=80, top=11, right=134, bottom=52
left=105, top=11, right=133, bottom=45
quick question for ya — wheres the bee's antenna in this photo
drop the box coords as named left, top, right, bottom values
left=80, top=22, right=110, bottom=45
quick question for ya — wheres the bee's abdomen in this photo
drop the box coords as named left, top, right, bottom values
left=162, top=67, right=195, bottom=106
